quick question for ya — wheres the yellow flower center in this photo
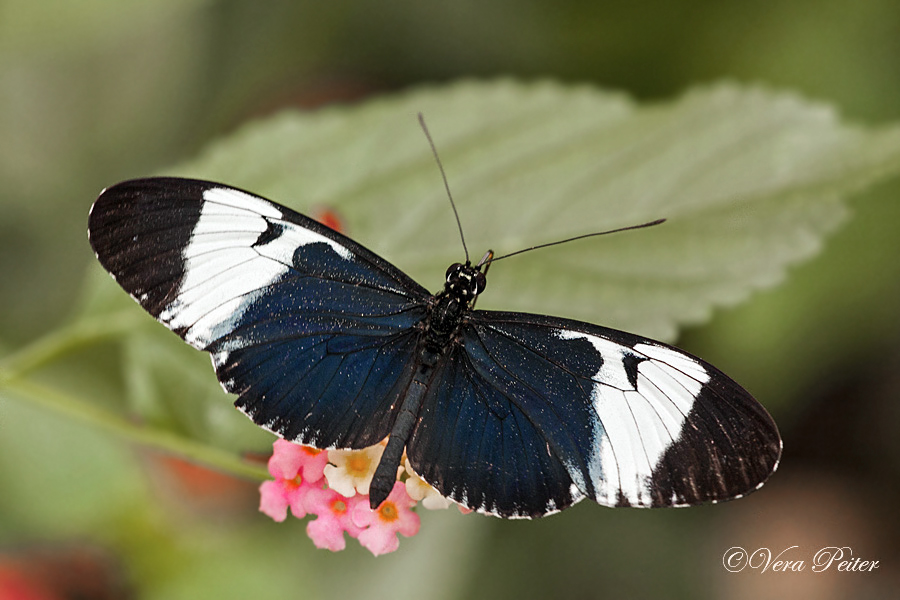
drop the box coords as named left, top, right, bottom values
left=346, top=454, right=371, bottom=477
left=378, top=502, right=398, bottom=522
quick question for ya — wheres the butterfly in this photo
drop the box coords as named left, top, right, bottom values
left=88, top=172, right=781, bottom=519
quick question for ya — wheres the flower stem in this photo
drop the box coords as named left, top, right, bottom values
left=0, top=312, right=137, bottom=379
left=0, top=377, right=270, bottom=482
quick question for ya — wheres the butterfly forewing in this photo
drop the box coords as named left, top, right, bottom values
left=89, top=178, right=430, bottom=449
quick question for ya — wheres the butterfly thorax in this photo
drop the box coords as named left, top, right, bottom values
left=420, top=262, right=486, bottom=358
left=422, top=296, right=464, bottom=355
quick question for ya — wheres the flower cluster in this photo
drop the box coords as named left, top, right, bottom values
left=259, top=439, right=461, bottom=555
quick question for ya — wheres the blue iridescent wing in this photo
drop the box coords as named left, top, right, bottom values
left=407, top=310, right=781, bottom=518
left=88, top=177, right=429, bottom=449
left=90, top=177, right=781, bottom=518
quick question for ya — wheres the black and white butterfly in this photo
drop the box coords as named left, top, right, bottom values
left=88, top=175, right=781, bottom=519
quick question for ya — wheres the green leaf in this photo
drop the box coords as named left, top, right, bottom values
left=21, top=78, right=900, bottom=467
left=121, top=329, right=273, bottom=450
left=171, top=79, right=900, bottom=341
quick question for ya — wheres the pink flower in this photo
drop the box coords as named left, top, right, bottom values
left=258, top=439, right=433, bottom=554
left=305, top=487, right=366, bottom=551
left=269, top=439, right=328, bottom=483
left=351, top=481, right=420, bottom=556
left=258, top=440, right=327, bottom=522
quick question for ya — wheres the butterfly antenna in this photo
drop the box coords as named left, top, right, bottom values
left=488, top=218, right=666, bottom=264
left=418, top=113, right=469, bottom=264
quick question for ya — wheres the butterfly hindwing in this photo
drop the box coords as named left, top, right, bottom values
left=407, top=343, right=584, bottom=518
left=218, top=329, right=423, bottom=449
left=89, top=177, right=430, bottom=449
left=408, top=310, right=781, bottom=517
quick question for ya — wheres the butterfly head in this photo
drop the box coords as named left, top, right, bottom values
left=444, top=262, right=486, bottom=303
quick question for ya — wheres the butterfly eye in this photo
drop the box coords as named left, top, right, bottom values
left=473, top=271, right=486, bottom=295
left=445, top=263, right=463, bottom=282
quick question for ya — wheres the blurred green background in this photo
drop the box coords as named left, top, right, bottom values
left=1, top=1, right=899, bottom=598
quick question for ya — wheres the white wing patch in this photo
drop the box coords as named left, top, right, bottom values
left=554, top=330, right=711, bottom=506
left=159, top=187, right=353, bottom=349
left=556, top=329, right=633, bottom=389
left=203, top=186, right=283, bottom=217
left=635, top=343, right=708, bottom=395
